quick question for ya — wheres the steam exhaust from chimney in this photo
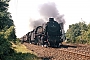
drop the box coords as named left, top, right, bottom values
left=38, top=2, right=65, bottom=24
left=29, top=2, right=65, bottom=30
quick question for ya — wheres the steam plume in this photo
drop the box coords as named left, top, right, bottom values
left=38, top=2, right=65, bottom=24
left=29, top=2, right=65, bottom=30
left=29, top=18, right=45, bottom=29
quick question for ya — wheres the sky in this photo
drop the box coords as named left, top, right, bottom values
left=8, top=0, right=90, bottom=38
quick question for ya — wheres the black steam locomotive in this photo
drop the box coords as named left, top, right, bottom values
left=21, top=18, right=66, bottom=47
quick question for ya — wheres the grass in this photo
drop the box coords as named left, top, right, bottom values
left=12, top=43, right=35, bottom=54
left=6, top=42, right=40, bottom=60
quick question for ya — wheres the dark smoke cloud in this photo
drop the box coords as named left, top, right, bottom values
left=29, top=2, right=65, bottom=30
left=38, top=2, right=59, bottom=18
left=38, top=2, right=65, bottom=24
left=29, top=18, right=46, bottom=29
left=56, top=15, right=65, bottom=24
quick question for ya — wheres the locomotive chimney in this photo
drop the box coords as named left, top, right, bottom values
left=49, top=18, right=54, bottom=21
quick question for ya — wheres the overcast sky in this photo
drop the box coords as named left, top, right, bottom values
left=8, top=0, right=90, bottom=38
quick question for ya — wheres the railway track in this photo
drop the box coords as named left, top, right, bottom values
left=23, top=42, right=90, bottom=60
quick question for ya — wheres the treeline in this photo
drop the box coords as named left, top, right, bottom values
left=0, top=0, right=39, bottom=60
left=66, top=21, right=90, bottom=44
left=0, top=0, right=17, bottom=59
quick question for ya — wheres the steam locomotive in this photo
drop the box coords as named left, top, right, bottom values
left=21, top=18, right=66, bottom=47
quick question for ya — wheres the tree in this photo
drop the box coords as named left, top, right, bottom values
left=0, top=0, right=16, bottom=59
left=66, top=21, right=89, bottom=44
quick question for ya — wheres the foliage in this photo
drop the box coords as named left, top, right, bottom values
left=0, top=0, right=17, bottom=60
left=4, top=26, right=16, bottom=41
left=0, top=1, right=39, bottom=60
left=0, top=30, right=15, bottom=59
left=2, top=52, right=39, bottom=60
left=0, top=0, right=14, bottom=30
left=3, top=43, right=39, bottom=60
left=66, top=21, right=90, bottom=44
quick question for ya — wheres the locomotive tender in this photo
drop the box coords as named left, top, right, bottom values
left=21, top=18, right=66, bottom=47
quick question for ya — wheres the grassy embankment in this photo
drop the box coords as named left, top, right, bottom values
left=10, top=42, right=40, bottom=60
